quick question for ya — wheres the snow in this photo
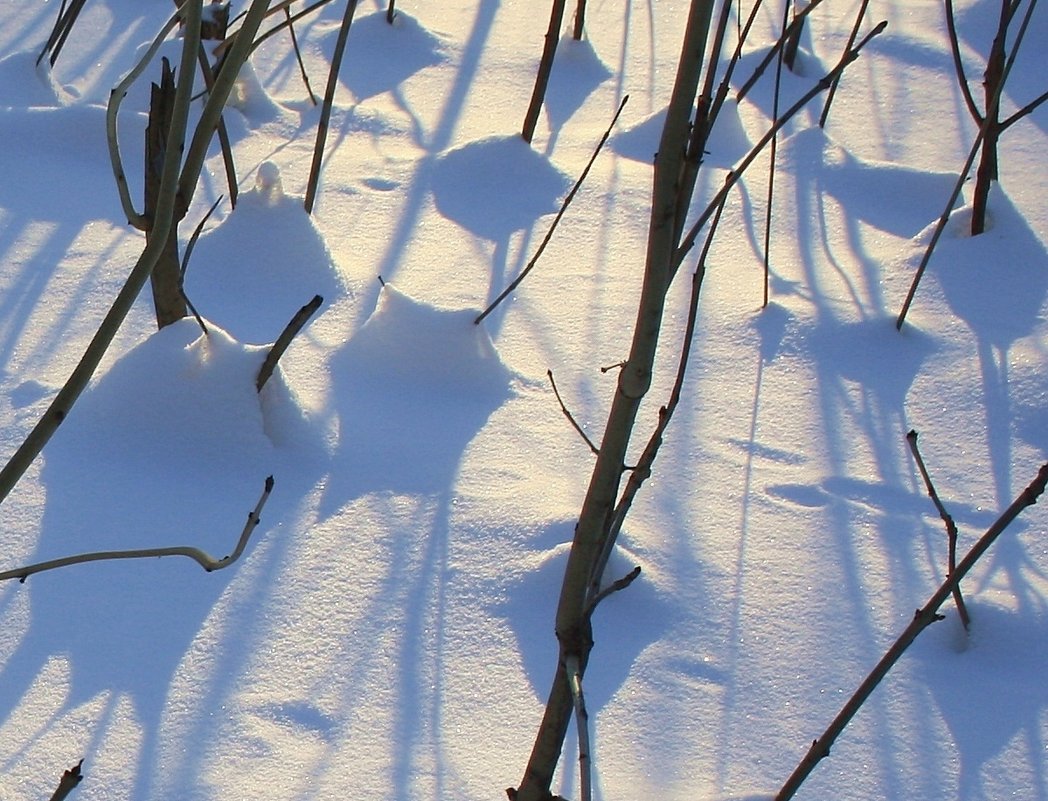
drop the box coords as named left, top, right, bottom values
left=0, top=1, right=1046, bottom=800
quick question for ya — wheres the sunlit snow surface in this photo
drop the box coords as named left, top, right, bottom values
left=0, top=2, right=1046, bottom=801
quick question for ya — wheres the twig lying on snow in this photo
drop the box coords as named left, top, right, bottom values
left=0, top=477, right=274, bottom=583
left=775, top=461, right=1048, bottom=801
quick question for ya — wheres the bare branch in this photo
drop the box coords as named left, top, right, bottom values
left=775, top=462, right=1048, bottom=801
left=585, top=565, right=641, bottom=617
left=257, top=295, right=324, bottom=391
left=944, top=0, right=984, bottom=124
left=736, top=0, right=830, bottom=102
left=675, top=20, right=888, bottom=278
left=906, top=429, right=970, bottom=629
left=304, top=0, right=360, bottom=214
left=0, top=476, right=275, bottom=583
left=475, top=95, right=628, bottom=325
left=819, top=0, right=870, bottom=129
left=547, top=370, right=599, bottom=456
left=1001, top=86, right=1048, bottom=130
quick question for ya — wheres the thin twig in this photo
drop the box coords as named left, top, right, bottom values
left=735, top=0, right=829, bottom=102
left=304, top=0, right=359, bottom=214
left=285, top=5, right=318, bottom=105
left=548, top=370, right=599, bottom=456
left=674, top=20, right=887, bottom=279
left=762, top=0, right=790, bottom=309
left=179, top=195, right=224, bottom=336
left=0, top=476, right=275, bottom=583
left=564, top=655, right=592, bottom=801
left=819, top=0, right=869, bottom=128
left=906, top=430, right=970, bottom=629
left=944, top=0, right=983, bottom=124
left=257, top=295, right=323, bottom=391
left=775, top=462, right=1048, bottom=801
left=1000, top=86, right=1048, bottom=130
left=48, top=760, right=84, bottom=801
left=475, top=95, right=629, bottom=325
left=585, top=564, right=641, bottom=616
left=589, top=173, right=727, bottom=603
left=195, top=44, right=240, bottom=208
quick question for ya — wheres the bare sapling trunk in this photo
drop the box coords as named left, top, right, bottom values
left=145, top=58, right=189, bottom=329
left=970, top=1, right=1007, bottom=236
left=522, top=0, right=567, bottom=144
left=509, top=3, right=717, bottom=800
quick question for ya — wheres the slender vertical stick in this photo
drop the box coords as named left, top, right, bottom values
left=565, top=655, right=592, bottom=801
left=522, top=0, right=567, bottom=144
left=572, top=0, right=586, bottom=40
left=304, top=0, right=359, bottom=214
left=763, top=0, right=790, bottom=309
left=285, top=6, right=318, bottom=104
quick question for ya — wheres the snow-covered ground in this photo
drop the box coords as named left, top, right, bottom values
left=0, top=1, right=1046, bottom=800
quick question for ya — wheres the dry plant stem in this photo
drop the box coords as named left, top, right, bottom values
left=240, top=0, right=338, bottom=59
left=304, top=0, right=359, bottom=214
left=511, top=6, right=718, bottom=800
left=107, top=9, right=183, bottom=231
left=0, top=476, right=275, bottom=583
left=195, top=44, right=240, bottom=207
left=782, top=0, right=804, bottom=71
left=0, top=0, right=271, bottom=510
left=819, top=0, right=869, bottom=128
left=38, top=0, right=88, bottom=67
left=522, top=0, right=567, bottom=144
left=675, top=20, right=886, bottom=278
left=906, top=430, right=970, bottom=629
left=48, top=760, right=84, bottom=801
left=256, top=294, right=323, bottom=392
left=387, top=0, right=396, bottom=24
left=735, top=0, right=828, bottom=102
left=475, top=95, right=629, bottom=325
left=944, top=0, right=982, bottom=123
left=762, top=0, right=790, bottom=309
left=895, top=5, right=1028, bottom=328
left=775, top=461, right=1048, bottom=801
left=285, top=6, right=318, bottom=104
left=572, top=0, right=586, bottom=40
left=564, top=655, right=592, bottom=801
left=593, top=179, right=723, bottom=599
left=547, top=370, right=599, bottom=456
left=707, top=0, right=765, bottom=127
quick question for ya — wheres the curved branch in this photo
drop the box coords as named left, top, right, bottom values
left=0, top=476, right=274, bottom=582
left=106, top=9, right=182, bottom=230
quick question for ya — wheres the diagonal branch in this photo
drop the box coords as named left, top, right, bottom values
left=0, top=476, right=274, bottom=583
left=475, top=95, right=629, bottom=325
left=1001, top=86, right=1048, bottom=130
left=548, top=370, right=599, bottom=456
left=775, top=461, right=1048, bottom=801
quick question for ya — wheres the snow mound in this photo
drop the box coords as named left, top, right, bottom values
left=185, top=162, right=346, bottom=344
left=542, top=35, right=613, bottom=130
left=611, top=100, right=751, bottom=168
left=920, top=184, right=1048, bottom=347
left=324, top=284, right=512, bottom=499
left=341, top=283, right=511, bottom=394
left=59, top=318, right=277, bottom=473
left=0, top=50, right=75, bottom=107
left=321, top=11, right=450, bottom=101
